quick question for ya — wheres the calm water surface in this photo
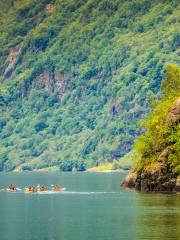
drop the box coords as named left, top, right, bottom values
left=0, top=172, right=180, bottom=240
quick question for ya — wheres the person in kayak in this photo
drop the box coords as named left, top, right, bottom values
left=8, top=184, right=16, bottom=191
left=51, top=185, right=61, bottom=191
left=39, top=185, right=46, bottom=191
left=54, top=185, right=62, bottom=191
left=27, top=186, right=36, bottom=192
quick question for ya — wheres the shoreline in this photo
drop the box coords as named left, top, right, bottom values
left=0, top=169, right=130, bottom=173
left=85, top=169, right=129, bottom=173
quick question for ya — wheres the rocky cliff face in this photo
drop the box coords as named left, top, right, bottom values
left=122, top=97, right=180, bottom=192
left=166, top=98, right=180, bottom=126
left=3, top=45, right=21, bottom=80
left=36, top=69, right=70, bottom=97
left=123, top=167, right=180, bottom=192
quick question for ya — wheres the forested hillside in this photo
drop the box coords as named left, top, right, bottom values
left=0, top=0, right=179, bottom=171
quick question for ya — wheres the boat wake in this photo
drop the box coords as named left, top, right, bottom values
left=4, top=188, right=119, bottom=195
left=47, top=191, right=119, bottom=195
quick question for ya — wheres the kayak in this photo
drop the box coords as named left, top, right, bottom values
left=37, top=185, right=47, bottom=192
left=7, top=187, right=22, bottom=192
left=52, top=187, right=66, bottom=192
left=24, top=188, right=36, bottom=193
left=56, top=187, right=66, bottom=192
left=7, top=188, right=17, bottom=192
left=51, top=185, right=65, bottom=192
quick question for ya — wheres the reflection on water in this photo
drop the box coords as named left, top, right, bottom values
left=135, top=193, right=180, bottom=240
left=0, top=172, right=180, bottom=240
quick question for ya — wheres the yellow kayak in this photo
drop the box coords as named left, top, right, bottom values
left=25, top=190, right=34, bottom=193
left=24, top=187, right=36, bottom=193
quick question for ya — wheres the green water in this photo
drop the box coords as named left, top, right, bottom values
left=0, top=172, right=180, bottom=240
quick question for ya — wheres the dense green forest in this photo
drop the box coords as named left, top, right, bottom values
left=0, top=0, right=179, bottom=171
left=123, top=65, right=180, bottom=192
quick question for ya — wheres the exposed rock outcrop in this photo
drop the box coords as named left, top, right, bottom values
left=166, top=97, right=180, bottom=125
left=37, top=70, right=54, bottom=93
left=3, top=45, right=21, bottom=80
left=175, top=178, right=180, bottom=191
left=54, top=70, right=70, bottom=96
left=45, top=4, right=55, bottom=13
left=122, top=163, right=179, bottom=192
left=36, top=69, right=70, bottom=98
left=157, top=148, right=171, bottom=163
left=122, top=171, right=137, bottom=188
left=109, top=99, right=122, bottom=117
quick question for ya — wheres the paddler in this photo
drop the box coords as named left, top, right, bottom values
left=28, top=186, right=36, bottom=192
left=54, top=185, right=62, bottom=192
left=39, top=185, right=46, bottom=191
left=8, top=184, right=16, bottom=191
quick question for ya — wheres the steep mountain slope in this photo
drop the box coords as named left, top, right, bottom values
left=123, top=65, right=180, bottom=192
left=0, top=0, right=179, bottom=171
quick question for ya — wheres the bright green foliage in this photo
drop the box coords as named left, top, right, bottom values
left=134, top=65, right=180, bottom=174
left=0, top=0, right=179, bottom=171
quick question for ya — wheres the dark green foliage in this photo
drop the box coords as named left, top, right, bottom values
left=0, top=0, right=179, bottom=171
left=171, top=33, right=180, bottom=50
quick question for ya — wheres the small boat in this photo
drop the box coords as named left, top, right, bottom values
left=7, top=188, right=22, bottom=192
left=51, top=185, right=66, bottom=192
left=37, top=185, right=47, bottom=192
left=7, top=189, right=16, bottom=192
left=7, top=184, right=21, bottom=192
left=51, top=185, right=62, bottom=192
left=24, top=186, right=36, bottom=193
